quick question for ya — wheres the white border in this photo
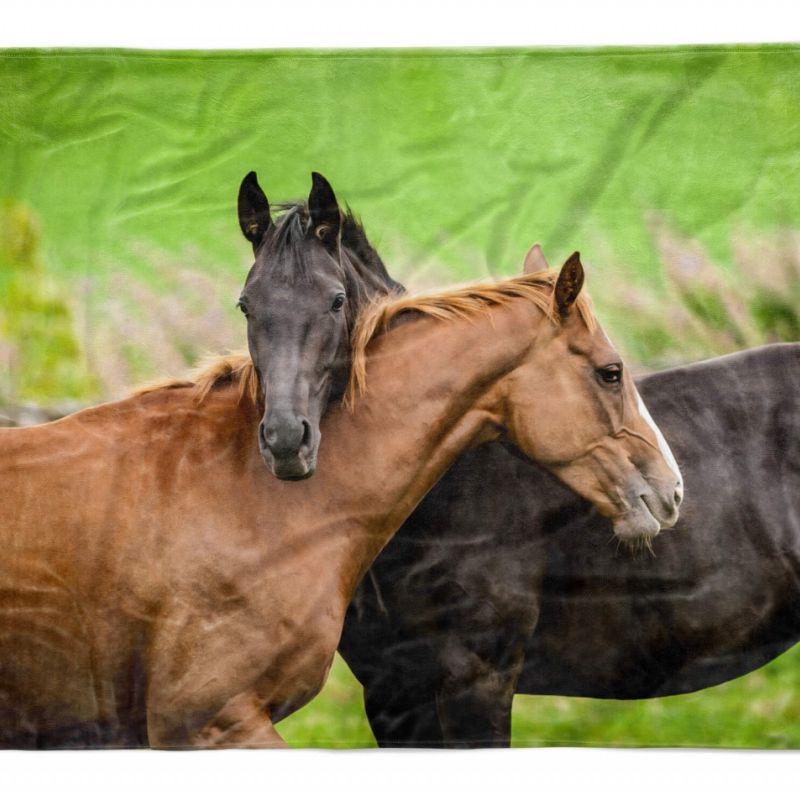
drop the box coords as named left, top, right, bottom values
left=2, top=0, right=799, bottom=49
left=2, top=747, right=799, bottom=799
left=2, top=3, right=800, bottom=799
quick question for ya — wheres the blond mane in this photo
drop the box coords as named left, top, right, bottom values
left=134, top=351, right=260, bottom=406
left=345, top=270, right=595, bottom=407
left=134, top=271, right=594, bottom=410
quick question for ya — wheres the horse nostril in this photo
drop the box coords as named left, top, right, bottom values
left=300, top=418, right=313, bottom=450
left=259, top=422, right=269, bottom=452
left=259, top=416, right=309, bottom=458
left=674, top=485, right=684, bottom=506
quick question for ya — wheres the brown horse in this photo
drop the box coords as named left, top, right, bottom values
left=0, top=262, right=682, bottom=748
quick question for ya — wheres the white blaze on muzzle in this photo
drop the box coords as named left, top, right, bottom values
left=635, top=389, right=683, bottom=487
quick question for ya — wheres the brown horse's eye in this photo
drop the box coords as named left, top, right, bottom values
left=331, top=294, right=346, bottom=312
left=237, top=301, right=250, bottom=318
left=597, top=364, right=622, bottom=384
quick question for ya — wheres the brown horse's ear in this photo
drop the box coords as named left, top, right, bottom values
left=555, top=251, right=584, bottom=316
left=309, top=172, right=342, bottom=251
left=238, top=171, right=272, bottom=253
left=523, top=242, right=550, bottom=275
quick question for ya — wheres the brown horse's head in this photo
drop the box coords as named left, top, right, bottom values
left=500, top=246, right=683, bottom=542
left=237, top=171, right=400, bottom=480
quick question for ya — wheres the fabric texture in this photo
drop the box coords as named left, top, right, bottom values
left=0, top=46, right=799, bottom=748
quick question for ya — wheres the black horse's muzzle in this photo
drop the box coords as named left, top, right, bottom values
left=259, top=411, right=317, bottom=480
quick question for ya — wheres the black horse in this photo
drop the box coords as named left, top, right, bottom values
left=338, top=342, right=800, bottom=746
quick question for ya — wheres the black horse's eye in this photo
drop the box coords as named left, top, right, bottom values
left=331, top=293, right=346, bottom=312
left=596, top=364, right=623, bottom=385
left=237, top=300, right=250, bottom=317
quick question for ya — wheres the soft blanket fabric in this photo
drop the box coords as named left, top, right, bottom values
left=0, top=46, right=799, bottom=748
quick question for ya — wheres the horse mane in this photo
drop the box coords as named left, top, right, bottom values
left=261, top=201, right=401, bottom=289
left=345, top=270, right=596, bottom=408
left=136, top=199, right=403, bottom=407
left=340, top=208, right=404, bottom=293
left=135, top=272, right=594, bottom=410
left=133, top=352, right=259, bottom=406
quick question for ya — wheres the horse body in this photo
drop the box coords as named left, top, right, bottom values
left=0, top=370, right=426, bottom=746
left=0, top=390, right=307, bottom=746
left=1, top=267, right=679, bottom=747
left=339, top=343, right=800, bottom=745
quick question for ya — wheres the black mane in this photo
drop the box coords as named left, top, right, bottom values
left=341, top=208, right=404, bottom=293
left=260, top=201, right=404, bottom=294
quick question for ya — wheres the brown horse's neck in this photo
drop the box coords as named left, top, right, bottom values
left=122, top=297, right=543, bottom=608
left=298, top=298, right=542, bottom=595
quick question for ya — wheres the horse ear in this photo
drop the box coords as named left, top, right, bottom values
left=238, top=171, right=271, bottom=252
left=308, top=172, right=341, bottom=250
left=555, top=251, right=584, bottom=316
left=523, top=242, right=550, bottom=275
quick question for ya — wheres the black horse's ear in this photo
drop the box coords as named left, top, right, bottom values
left=238, top=171, right=272, bottom=252
left=308, top=172, right=341, bottom=250
left=555, top=251, right=584, bottom=317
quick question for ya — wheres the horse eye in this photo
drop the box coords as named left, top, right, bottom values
left=331, top=294, right=346, bottom=312
left=237, top=301, right=250, bottom=318
left=596, top=364, right=622, bottom=384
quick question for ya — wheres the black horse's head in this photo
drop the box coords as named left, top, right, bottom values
left=237, top=171, right=402, bottom=480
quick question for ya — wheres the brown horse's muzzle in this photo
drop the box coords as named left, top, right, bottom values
left=612, top=470, right=683, bottom=542
left=549, top=435, right=683, bottom=544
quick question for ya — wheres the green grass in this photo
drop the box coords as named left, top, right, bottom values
left=274, top=646, right=800, bottom=749
left=2, top=46, right=800, bottom=289
left=276, top=657, right=376, bottom=748
left=511, top=644, right=800, bottom=749
left=3, top=46, right=800, bottom=399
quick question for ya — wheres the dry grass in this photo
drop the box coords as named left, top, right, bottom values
left=588, top=217, right=800, bottom=369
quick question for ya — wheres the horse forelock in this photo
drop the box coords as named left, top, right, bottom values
left=257, top=203, right=313, bottom=285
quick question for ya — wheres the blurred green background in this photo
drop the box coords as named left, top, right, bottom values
left=1, top=45, right=799, bottom=747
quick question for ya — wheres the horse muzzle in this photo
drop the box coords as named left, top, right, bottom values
left=612, top=474, right=683, bottom=543
left=258, top=414, right=318, bottom=481
left=266, top=454, right=316, bottom=481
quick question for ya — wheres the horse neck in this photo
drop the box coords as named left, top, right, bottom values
left=312, top=298, right=542, bottom=592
